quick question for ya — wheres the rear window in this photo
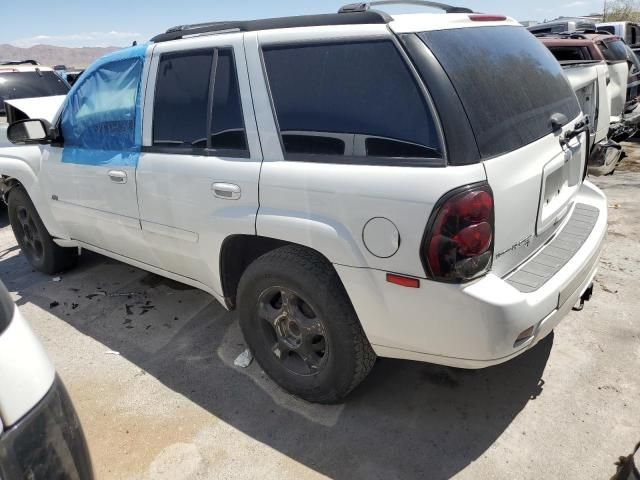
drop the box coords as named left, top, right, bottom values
left=598, top=26, right=616, bottom=35
left=419, top=26, right=580, bottom=158
left=548, top=46, right=588, bottom=61
left=599, top=39, right=629, bottom=62
left=0, top=71, right=68, bottom=114
left=262, top=40, right=443, bottom=164
left=630, top=25, right=640, bottom=45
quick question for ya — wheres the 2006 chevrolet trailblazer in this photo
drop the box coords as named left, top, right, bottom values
left=0, top=2, right=607, bottom=402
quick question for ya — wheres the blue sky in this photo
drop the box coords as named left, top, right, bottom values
left=3, top=0, right=605, bottom=48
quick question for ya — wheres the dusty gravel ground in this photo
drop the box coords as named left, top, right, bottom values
left=0, top=149, right=639, bottom=480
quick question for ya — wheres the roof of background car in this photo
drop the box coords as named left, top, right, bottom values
left=577, top=33, right=623, bottom=42
left=539, top=38, right=595, bottom=47
left=0, top=65, right=54, bottom=73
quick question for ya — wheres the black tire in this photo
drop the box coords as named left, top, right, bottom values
left=8, top=187, right=78, bottom=274
left=237, top=245, right=376, bottom=403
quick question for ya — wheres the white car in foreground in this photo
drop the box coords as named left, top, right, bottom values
left=0, top=280, right=92, bottom=478
left=0, top=1, right=607, bottom=402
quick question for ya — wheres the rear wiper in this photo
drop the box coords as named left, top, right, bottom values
left=562, top=116, right=590, bottom=147
left=551, top=113, right=589, bottom=148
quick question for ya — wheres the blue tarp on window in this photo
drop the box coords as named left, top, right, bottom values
left=60, top=44, right=147, bottom=167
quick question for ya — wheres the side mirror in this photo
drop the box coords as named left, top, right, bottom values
left=6, top=119, right=54, bottom=145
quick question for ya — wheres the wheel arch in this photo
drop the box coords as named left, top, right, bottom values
left=0, top=156, right=67, bottom=240
left=219, top=234, right=349, bottom=310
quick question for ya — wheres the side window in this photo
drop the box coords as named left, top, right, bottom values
left=631, top=26, right=639, bottom=45
left=599, top=40, right=629, bottom=62
left=152, top=48, right=248, bottom=156
left=549, top=46, right=587, bottom=61
left=153, top=50, right=213, bottom=148
left=262, top=40, right=443, bottom=164
left=210, top=50, right=247, bottom=151
left=60, top=57, right=143, bottom=151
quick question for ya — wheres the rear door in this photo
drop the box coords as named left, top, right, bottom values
left=136, top=33, right=262, bottom=294
left=419, top=25, right=586, bottom=276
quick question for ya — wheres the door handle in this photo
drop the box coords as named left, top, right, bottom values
left=108, top=170, right=127, bottom=184
left=212, top=182, right=241, bottom=200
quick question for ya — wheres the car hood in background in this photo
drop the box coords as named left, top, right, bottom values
left=4, top=95, right=66, bottom=123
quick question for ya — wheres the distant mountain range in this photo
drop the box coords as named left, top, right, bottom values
left=0, top=44, right=121, bottom=69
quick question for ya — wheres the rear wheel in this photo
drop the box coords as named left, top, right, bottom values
left=8, top=187, right=78, bottom=274
left=237, top=245, right=376, bottom=403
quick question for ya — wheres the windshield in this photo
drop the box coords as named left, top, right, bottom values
left=0, top=71, right=69, bottom=114
left=419, top=26, right=580, bottom=158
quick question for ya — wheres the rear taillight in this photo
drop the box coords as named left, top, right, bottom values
left=423, top=184, right=494, bottom=283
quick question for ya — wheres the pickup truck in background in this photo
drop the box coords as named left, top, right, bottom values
left=527, top=17, right=597, bottom=36
left=538, top=33, right=640, bottom=175
left=596, top=21, right=640, bottom=47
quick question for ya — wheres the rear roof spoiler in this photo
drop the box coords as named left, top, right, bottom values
left=339, top=1, right=473, bottom=14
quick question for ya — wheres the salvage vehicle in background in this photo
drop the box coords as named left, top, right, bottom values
left=0, top=279, right=93, bottom=478
left=540, top=36, right=622, bottom=175
left=527, top=17, right=597, bottom=35
left=538, top=32, right=640, bottom=174
left=0, top=61, right=69, bottom=123
left=0, top=2, right=607, bottom=402
left=0, top=61, right=69, bottom=149
left=596, top=21, right=640, bottom=47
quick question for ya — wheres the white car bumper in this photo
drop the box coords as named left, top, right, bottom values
left=336, top=181, right=607, bottom=368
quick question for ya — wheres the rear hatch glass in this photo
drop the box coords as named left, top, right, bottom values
left=419, top=26, right=580, bottom=158
left=418, top=26, right=586, bottom=277
left=0, top=71, right=69, bottom=115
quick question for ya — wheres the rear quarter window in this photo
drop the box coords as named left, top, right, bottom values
left=599, top=39, right=629, bottom=62
left=262, top=40, right=443, bottom=165
left=548, top=46, right=588, bottom=61
left=419, top=26, right=580, bottom=158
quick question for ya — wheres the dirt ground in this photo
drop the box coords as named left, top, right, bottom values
left=0, top=149, right=639, bottom=479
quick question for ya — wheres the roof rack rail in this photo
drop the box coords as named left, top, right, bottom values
left=0, top=59, right=39, bottom=66
left=338, top=1, right=473, bottom=14
left=151, top=11, right=391, bottom=43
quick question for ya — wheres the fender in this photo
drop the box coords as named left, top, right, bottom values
left=0, top=146, right=69, bottom=240
left=256, top=209, right=368, bottom=268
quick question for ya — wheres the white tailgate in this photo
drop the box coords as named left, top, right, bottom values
left=608, top=61, right=629, bottom=120
left=485, top=120, right=587, bottom=277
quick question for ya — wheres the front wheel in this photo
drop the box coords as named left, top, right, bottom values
left=237, top=245, right=376, bottom=403
left=8, top=187, right=78, bottom=274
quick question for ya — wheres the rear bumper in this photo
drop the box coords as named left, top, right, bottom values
left=337, top=181, right=607, bottom=368
left=0, top=375, right=93, bottom=480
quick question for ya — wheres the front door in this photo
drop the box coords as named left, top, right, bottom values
left=40, top=46, right=154, bottom=262
left=136, top=34, right=262, bottom=294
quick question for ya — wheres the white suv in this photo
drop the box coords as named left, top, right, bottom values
left=0, top=2, right=607, bottom=402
